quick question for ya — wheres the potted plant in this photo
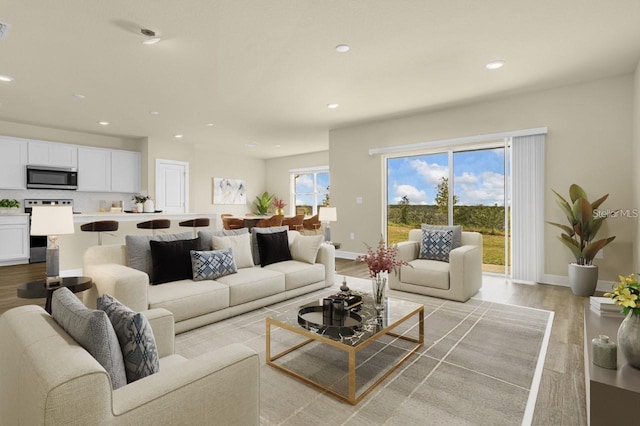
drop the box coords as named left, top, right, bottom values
left=131, top=195, right=151, bottom=213
left=254, top=192, right=274, bottom=215
left=0, top=199, right=20, bottom=214
left=272, top=196, right=286, bottom=215
left=548, top=184, right=616, bottom=296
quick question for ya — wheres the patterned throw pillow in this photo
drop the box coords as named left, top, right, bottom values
left=421, top=224, right=462, bottom=249
left=190, top=248, right=238, bottom=281
left=419, top=229, right=454, bottom=262
left=97, top=293, right=160, bottom=384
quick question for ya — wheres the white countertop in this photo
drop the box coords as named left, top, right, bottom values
left=72, top=212, right=218, bottom=222
left=0, top=212, right=29, bottom=216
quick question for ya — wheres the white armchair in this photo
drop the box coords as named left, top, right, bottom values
left=388, top=229, right=483, bottom=302
left=0, top=305, right=260, bottom=425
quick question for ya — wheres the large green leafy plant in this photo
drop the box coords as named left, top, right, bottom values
left=254, top=192, right=274, bottom=215
left=548, top=184, right=615, bottom=265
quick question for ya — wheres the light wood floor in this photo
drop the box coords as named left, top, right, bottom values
left=0, top=260, right=587, bottom=425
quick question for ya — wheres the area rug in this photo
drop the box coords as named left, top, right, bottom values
left=174, top=276, right=553, bottom=426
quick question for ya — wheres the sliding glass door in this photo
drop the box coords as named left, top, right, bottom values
left=386, top=142, right=511, bottom=274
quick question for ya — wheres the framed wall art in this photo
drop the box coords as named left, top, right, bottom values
left=213, top=178, right=246, bottom=205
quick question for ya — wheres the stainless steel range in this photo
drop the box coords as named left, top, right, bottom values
left=24, top=198, right=73, bottom=263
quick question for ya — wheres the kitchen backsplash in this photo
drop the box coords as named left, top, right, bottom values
left=0, top=189, right=138, bottom=213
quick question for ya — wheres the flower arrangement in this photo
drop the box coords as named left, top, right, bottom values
left=604, top=274, right=640, bottom=317
left=356, top=237, right=408, bottom=278
left=272, top=197, right=287, bottom=210
left=132, top=194, right=150, bottom=204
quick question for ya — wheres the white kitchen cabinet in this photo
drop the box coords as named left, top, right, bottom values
left=111, top=150, right=141, bottom=193
left=0, top=137, right=27, bottom=189
left=77, top=147, right=111, bottom=192
left=28, top=140, right=78, bottom=168
left=0, top=215, right=30, bottom=266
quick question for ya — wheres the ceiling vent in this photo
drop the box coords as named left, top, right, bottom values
left=0, top=21, right=10, bottom=40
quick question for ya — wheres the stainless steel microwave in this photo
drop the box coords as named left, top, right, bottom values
left=26, top=165, right=78, bottom=190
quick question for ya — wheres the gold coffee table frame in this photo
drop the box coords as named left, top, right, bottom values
left=266, top=298, right=424, bottom=405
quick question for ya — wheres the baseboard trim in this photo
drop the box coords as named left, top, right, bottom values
left=542, top=274, right=613, bottom=292
left=335, top=250, right=361, bottom=260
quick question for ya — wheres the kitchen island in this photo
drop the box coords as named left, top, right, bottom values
left=59, top=212, right=218, bottom=273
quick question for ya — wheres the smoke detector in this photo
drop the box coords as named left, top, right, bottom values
left=0, top=21, right=11, bottom=40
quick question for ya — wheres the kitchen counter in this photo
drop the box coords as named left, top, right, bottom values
left=57, top=212, right=219, bottom=273
left=72, top=212, right=218, bottom=223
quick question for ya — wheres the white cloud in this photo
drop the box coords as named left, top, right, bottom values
left=455, top=172, right=477, bottom=184
left=392, top=184, right=428, bottom=204
left=295, top=174, right=314, bottom=192
left=409, top=159, right=448, bottom=185
left=456, top=171, right=505, bottom=205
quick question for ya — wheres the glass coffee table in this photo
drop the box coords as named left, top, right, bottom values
left=266, top=293, right=424, bottom=404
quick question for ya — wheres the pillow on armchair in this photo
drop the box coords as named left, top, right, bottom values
left=98, top=293, right=160, bottom=384
left=51, top=287, right=127, bottom=389
left=419, top=228, right=454, bottom=262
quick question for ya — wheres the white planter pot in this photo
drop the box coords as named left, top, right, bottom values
left=0, top=207, right=20, bottom=214
left=135, top=202, right=143, bottom=213
left=568, top=263, right=598, bottom=296
left=143, top=199, right=155, bottom=213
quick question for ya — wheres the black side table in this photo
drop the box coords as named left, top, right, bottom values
left=17, top=276, right=93, bottom=314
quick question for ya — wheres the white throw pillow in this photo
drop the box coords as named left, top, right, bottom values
left=290, top=234, right=324, bottom=264
left=211, top=233, right=254, bottom=269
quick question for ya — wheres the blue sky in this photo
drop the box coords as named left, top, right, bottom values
left=387, top=148, right=506, bottom=206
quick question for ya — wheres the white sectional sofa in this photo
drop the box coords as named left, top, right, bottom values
left=83, top=228, right=335, bottom=333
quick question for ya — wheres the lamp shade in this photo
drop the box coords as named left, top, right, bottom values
left=318, top=207, right=337, bottom=222
left=30, top=206, right=75, bottom=236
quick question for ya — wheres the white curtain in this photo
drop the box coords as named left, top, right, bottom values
left=511, top=134, right=545, bottom=283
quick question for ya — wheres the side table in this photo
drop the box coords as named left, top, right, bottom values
left=17, top=276, right=93, bottom=314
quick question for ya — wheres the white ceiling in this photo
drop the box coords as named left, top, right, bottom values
left=1, top=1, right=639, bottom=158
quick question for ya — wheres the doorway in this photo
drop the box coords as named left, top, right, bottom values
left=156, top=159, right=189, bottom=213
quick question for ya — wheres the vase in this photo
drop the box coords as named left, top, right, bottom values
left=372, top=271, right=388, bottom=311
left=568, top=263, right=598, bottom=296
left=276, top=208, right=284, bottom=215
left=143, top=199, right=155, bottom=213
left=135, top=202, right=143, bottom=213
left=617, top=312, right=640, bottom=368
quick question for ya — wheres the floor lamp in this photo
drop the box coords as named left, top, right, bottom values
left=318, top=207, right=337, bottom=243
left=30, top=205, right=75, bottom=287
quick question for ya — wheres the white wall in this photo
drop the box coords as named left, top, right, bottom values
left=329, top=74, right=634, bottom=282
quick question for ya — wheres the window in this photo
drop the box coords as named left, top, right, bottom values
left=386, top=142, right=510, bottom=275
left=290, top=166, right=329, bottom=216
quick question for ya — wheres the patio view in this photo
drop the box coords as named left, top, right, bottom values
left=386, top=147, right=510, bottom=274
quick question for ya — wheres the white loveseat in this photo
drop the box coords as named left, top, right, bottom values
left=83, top=229, right=335, bottom=333
left=389, top=229, right=483, bottom=302
left=0, top=305, right=260, bottom=425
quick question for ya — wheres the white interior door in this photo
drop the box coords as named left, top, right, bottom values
left=156, top=159, right=189, bottom=213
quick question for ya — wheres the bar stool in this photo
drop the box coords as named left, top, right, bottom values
left=137, top=219, right=171, bottom=235
left=179, top=218, right=210, bottom=237
left=80, top=220, right=119, bottom=245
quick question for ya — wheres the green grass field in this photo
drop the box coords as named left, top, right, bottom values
left=388, top=224, right=509, bottom=273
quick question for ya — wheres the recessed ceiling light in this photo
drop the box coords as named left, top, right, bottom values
left=0, top=75, right=14, bottom=82
left=486, top=60, right=505, bottom=70
left=142, top=37, right=161, bottom=45
left=327, top=103, right=339, bottom=109
left=174, top=134, right=184, bottom=139
left=245, top=142, right=258, bottom=148
left=335, top=44, right=350, bottom=53
left=72, top=94, right=85, bottom=99
left=150, top=111, right=159, bottom=115
left=98, top=121, right=109, bottom=126
left=205, top=123, right=214, bottom=127
left=141, top=28, right=161, bottom=45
